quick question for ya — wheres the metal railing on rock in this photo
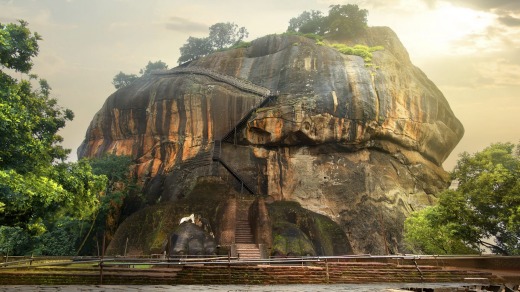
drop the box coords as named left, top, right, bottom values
left=152, top=67, right=272, bottom=97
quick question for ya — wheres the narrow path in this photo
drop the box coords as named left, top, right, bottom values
left=152, top=67, right=272, bottom=97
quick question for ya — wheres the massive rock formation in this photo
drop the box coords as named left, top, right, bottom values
left=79, top=27, right=464, bottom=254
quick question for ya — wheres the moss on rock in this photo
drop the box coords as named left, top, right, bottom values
left=268, top=201, right=352, bottom=256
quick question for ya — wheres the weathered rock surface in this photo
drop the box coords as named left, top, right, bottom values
left=269, top=201, right=352, bottom=256
left=81, top=27, right=464, bottom=254
left=169, top=222, right=216, bottom=255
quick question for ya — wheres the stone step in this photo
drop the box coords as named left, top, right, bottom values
left=236, top=243, right=257, bottom=248
left=237, top=248, right=260, bottom=253
left=236, top=243, right=261, bottom=260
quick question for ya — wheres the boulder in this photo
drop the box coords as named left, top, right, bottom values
left=81, top=27, right=464, bottom=254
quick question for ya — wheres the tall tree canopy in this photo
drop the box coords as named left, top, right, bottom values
left=287, top=10, right=326, bottom=35
left=404, top=142, right=520, bottom=255
left=0, top=20, right=73, bottom=173
left=287, top=4, right=368, bottom=38
left=0, top=21, right=107, bottom=255
left=177, top=22, right=248, bottom=64
left=112, top=72, right=138, bottom=90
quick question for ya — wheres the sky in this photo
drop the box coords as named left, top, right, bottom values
left=1, top=0, right=519, bottom=171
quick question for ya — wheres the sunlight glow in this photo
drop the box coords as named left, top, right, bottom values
left=366, top=1, right=496, bottom=59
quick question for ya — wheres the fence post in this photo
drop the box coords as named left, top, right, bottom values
left=100, top=233, right=105, bottom=285
left=124, top=237, right=128, bottom=257
left=325, top=258, right=330, bottom=284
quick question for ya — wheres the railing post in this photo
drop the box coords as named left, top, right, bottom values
left=325, top=258, right=330, bottom=284
left=100, top=233, right=105, bottom=285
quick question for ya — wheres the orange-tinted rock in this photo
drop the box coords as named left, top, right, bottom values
left=79, top=27, right=463, bottom=254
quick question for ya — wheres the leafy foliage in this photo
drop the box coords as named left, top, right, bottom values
left=0, top=21, right=108, bottom=256
left=177, top=22, right=248, bottom=64
left=79, top=154, right=136, bottom=255
left=287, top=5, right=368, bottom=38
left=288, top=10, right=326, bottom=35
left=326, top=4, right=368, bottom=37
left=34, top=218, right=86, bottom=256
left=330, top=44, right=383, bottom=63
left=0, top=226, right=31, bottom=255
left=208, top=22, right=248, bottom=50
left=139, top=60, right=168, bottom=75
left=1, top=74, right=73, bottom=173
left=112, top=71, right=138, bottom=89
left=0, top=20, right=40, bottom=73
left=178, top=37, right=212, bottom=64
left=404, top=142, right=520, bottom=255
left=404, top=207, right=477, bottom=254
left=112, top=60, right=168, bottom=89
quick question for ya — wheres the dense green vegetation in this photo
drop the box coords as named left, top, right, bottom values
left=405, top=142, right=520, bottom=255
left=175, top=5, right=373, bottom=66
left=287, top=4, right=368, bottom=38
left=328, top=43, right=384, bottom=63
left=0, top=21, right=134, bottom=256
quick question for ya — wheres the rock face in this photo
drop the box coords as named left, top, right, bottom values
left=79, top=27, right=464, bottom=254
left=169, top=223, right=216, bottom=255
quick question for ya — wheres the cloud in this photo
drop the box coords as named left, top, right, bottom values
left=498, top=14, right=520, bottom=26
left=419, top=46, right=520, bottom=90
left=439, top=0, right=520, bottom=12
left=164, top=16, right=208, bottom=34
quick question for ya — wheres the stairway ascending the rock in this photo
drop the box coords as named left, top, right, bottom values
left=235, top=199, right=261, bottom=260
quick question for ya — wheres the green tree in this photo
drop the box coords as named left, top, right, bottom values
left=287, top=10, right=326, bottom=34
left=208, top=22, right=248, bottom=50
left=112, top=71, right=138, bottom=89
left=177, top=22, right=248, bottom=64
left=139, top=60, right=168, bottom=75
left=286, top=5, right=368, bottom=38
left=75, top=154, right=135, bottom=255
left=404, top=142, right=520, bottom=255
left=0, top=20, right=40, bottom=73
left=404, top=207, right=477, bottom=254
left=111, top=60, right=168, bottom=89
left=1, top=21, right=73, bottom=173
left=0, top=21, right=107, bottom=255
left=178, top=36, right=212, bottom=64
left=0, top=226, right=31, bottom=256
left=326, top=4, right=368, bottom=37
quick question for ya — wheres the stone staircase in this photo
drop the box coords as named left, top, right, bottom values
left=235, top=199, right=261, bottom=260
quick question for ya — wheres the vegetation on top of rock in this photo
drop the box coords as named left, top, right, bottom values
left=404, top=142, right=520, bottom=255
left=287, top=4, right=368, bottom=38
left=284, top=31, right=383, bottom=64
left=177, top=22, right=248, bottom=64
left=112, top=60, right=168, bottom=89
left=139, top=60, right=168, bottom=75
left=329, top=43, right=384, bottom=63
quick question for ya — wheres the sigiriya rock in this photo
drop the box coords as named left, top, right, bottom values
left=78, top=26, right=464, bottom=256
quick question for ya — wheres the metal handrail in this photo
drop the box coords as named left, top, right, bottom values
left=2, top=254, right=479, bottom=269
